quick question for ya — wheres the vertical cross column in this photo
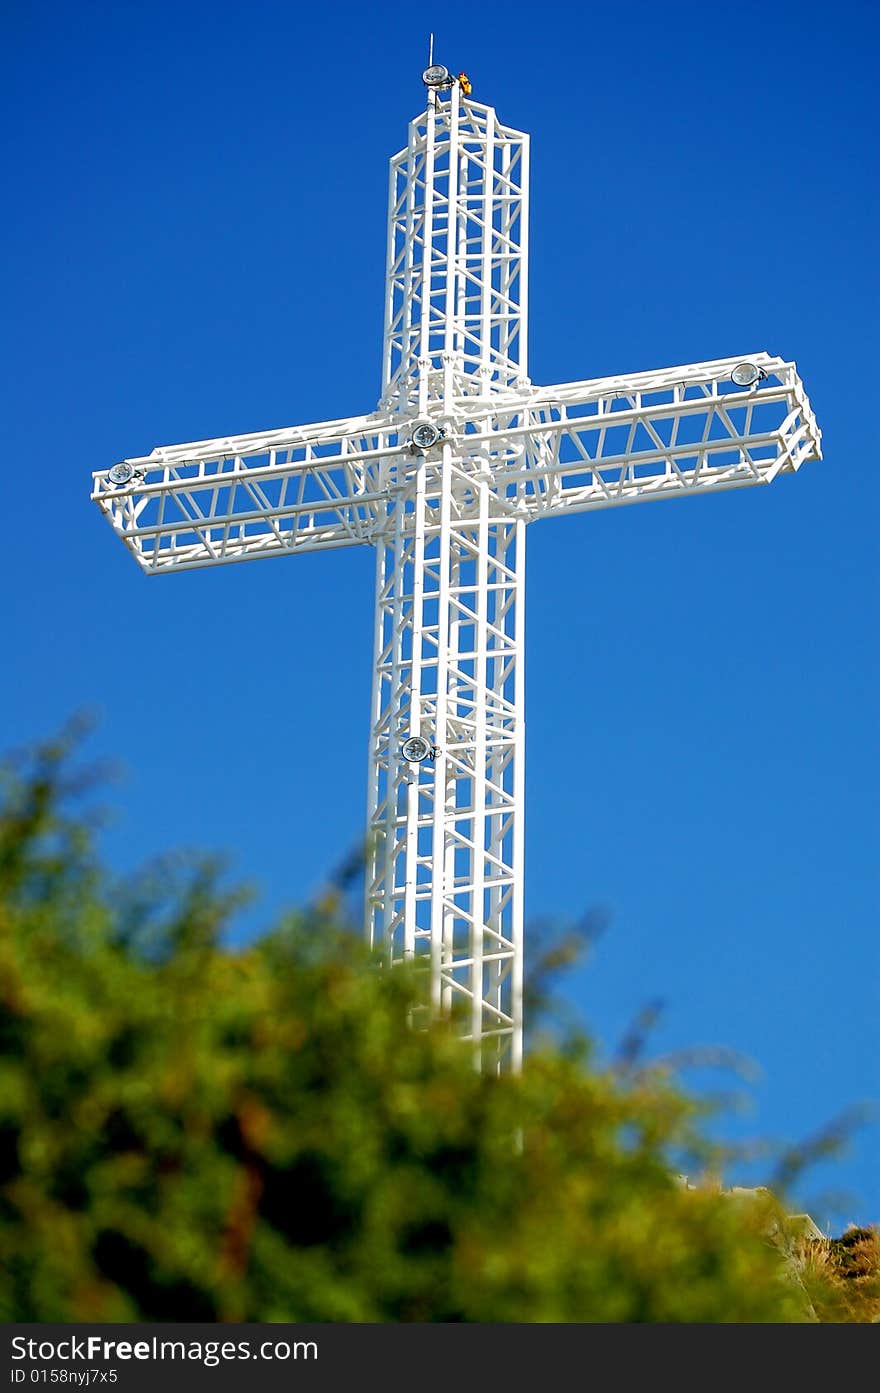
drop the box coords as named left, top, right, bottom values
left=366, top=459, right=525, bottom=1071
left=381, top=85, right=530, bottom=412
left=367, top=78, right=531, bottom=1070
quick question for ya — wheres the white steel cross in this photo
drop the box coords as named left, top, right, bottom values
left=93, top=64, right=821, bottom=1074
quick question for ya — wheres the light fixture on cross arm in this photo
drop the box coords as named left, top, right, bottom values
left=731, top=361, right=768, bottom=388
left=108, top=461, right=136, bottom=487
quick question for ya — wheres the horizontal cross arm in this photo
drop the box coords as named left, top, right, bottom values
left=92, top=411, right=405, bottom=573
left=482, top=353, right=821, bottom=520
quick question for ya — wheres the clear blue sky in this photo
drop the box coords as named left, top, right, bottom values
left=3, top=1, right=877, bottom=1227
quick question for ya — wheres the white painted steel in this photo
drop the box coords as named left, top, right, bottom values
left=93, top=77, right=821, bottom=1073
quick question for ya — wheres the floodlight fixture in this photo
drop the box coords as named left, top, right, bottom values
left=731, top=361, right=767, bottom=389
left=422, top=64, right=450, bottom=88
left=108, top=461, right=135, bottom=487
left=401, top=735, right=433, bottom=763
left=410, top=420, right=445, bottom=452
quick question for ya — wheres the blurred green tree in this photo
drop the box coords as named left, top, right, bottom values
left=0, top=731, right=872, bottom=1322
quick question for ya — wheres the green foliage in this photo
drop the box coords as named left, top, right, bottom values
left=0, top=732, right=854, bottom=1322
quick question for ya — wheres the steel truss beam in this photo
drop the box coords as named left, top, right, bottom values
left=382, top=84, right=529, bottom=413
left=92, top=353, right=817, bottom=570
left=366, top=444, right=524, bottom=1070
left=90, top=412, right=397, bottom=573
left=92, top=76, right=821, bottom=1074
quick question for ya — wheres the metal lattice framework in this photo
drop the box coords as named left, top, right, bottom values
left=93, top=72, right=821, bottom=1073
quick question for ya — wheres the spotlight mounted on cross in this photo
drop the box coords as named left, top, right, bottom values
left=409, top=420, right=446, bottom=453
left=731, top=361, right=768, bottom=388
left=421, top=58, right=471, bottom=96
left=401, top=736, right=439, bottom=764
left=422, top=63, right=451, bottom=88
left=107, top=461, right=143, bottom=488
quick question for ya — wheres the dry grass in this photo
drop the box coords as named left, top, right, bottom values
left=795, top=1226, right=880, bottom=1323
